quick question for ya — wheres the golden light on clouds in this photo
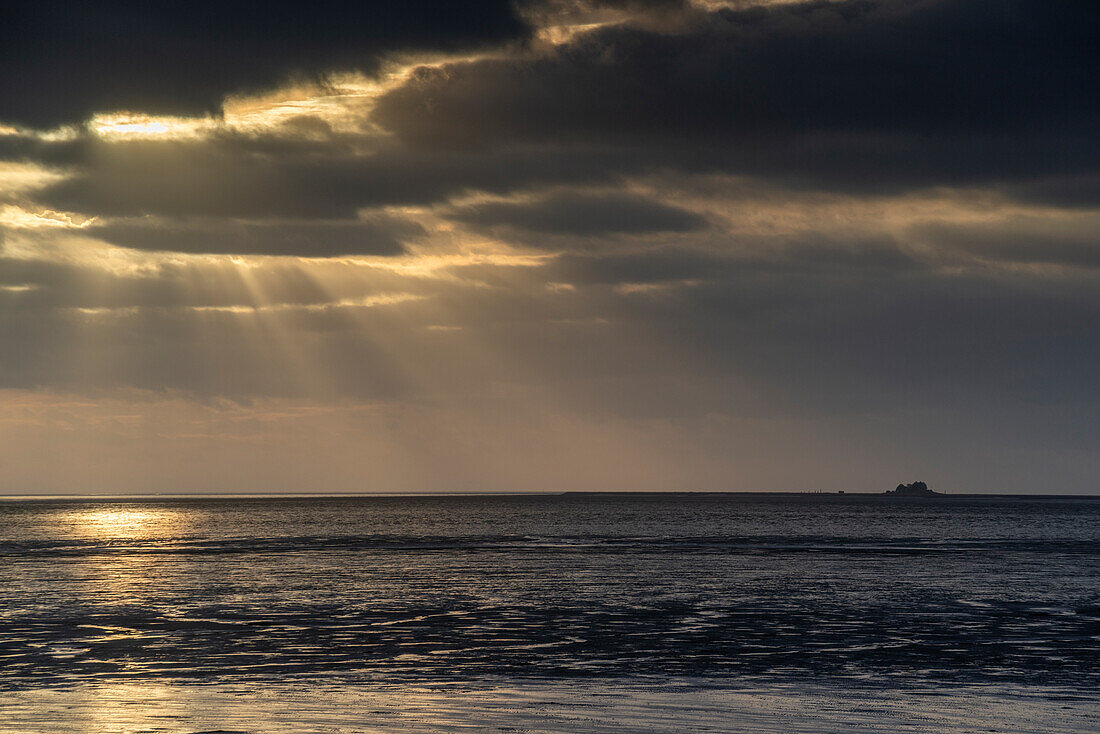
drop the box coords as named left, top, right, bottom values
left=82, top=69, right=415, bottom=143
left=186, top=291, right=425, bottom=314
left=0, top=0, right=1096, bottom=498
left=88, top=113, right=219, bottom=141
left=0, top=205, right=96, bottom=230
left=0, top=161, right=70, bottom=195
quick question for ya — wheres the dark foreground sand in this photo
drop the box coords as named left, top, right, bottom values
left=1, top=680, right=1096, bottom=733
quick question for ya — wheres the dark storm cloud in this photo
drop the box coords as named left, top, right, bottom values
left=15, top=136, right=385, bottom=219
left=374, top=0, right=1100, bottom=194
left=913, top=218, right=1100, bottom=269
left=1008, top=176, right=1100, bottom=211
left=560, top=0, right=685, bottom=8
left=522, top=0, right=688, bottom=16
left=678, top=274, right=1100, bottom=411
left=451, top=191, right=707, bottom=237
left=546, top=251, right=1100, bottom=413
left=434, top=243, right=1100, bottom=418
left=378, top=0, right=1099, bottom=141
left=543, top=236, right=918, bottom=285
left=0, top=1, right=528, bottom=128
left=20, top=134, right=667, bottom=220
left=2, top=0, right=1096, bottom=404
left=17, top=131, right=1099, bottom=223
left=85, top=216, right=419, bottom=257
left=29, top=142, right=376, bottom=219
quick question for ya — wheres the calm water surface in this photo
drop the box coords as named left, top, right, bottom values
left=1, top=493, right=1098, bottom=691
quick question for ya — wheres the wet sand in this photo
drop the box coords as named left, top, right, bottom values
left=1, top=680, right=1096, bottom=733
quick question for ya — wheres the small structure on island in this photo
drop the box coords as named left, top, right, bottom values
left=885, top=481, right=941, bottom=497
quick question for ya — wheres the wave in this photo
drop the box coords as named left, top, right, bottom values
left=2, top=534, right=1097, bottom=559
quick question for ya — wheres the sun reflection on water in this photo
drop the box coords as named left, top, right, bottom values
left=0, top=681, right=1092, bottom=734
left=67, top=506, right=187, bottom=541
left=57, top=505, right=196, bottom=604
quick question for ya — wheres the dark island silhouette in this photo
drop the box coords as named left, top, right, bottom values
left=886, top=481, right=941, bottom=496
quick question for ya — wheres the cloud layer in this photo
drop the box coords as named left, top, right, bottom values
left=0, top=0, right=529, bottom=128
left=1, top=0, right=1097, bottom=493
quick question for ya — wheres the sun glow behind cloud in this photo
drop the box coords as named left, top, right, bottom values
left=1, top=0, right=1098, bottom=495
left=89, top=113, right=218, bottom=141
left=81, top=68, right=417, bottom=143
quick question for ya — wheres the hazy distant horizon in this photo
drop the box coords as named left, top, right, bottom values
left=3, top=488, right=1099, bottom=500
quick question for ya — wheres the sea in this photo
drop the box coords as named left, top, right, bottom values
left=0, top=493, right=1097, bottom=733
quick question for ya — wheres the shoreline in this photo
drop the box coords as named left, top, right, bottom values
left=2, top=679, right=1096, bottom=734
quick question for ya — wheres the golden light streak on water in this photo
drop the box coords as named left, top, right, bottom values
left=0, top=682, right=1094, bottom=734
left=67, top=507, right=180, bottom=541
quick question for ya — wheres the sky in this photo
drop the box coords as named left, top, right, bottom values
left=0, top=0, right=1097, bottom=495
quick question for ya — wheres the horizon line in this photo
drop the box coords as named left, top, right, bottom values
left=1, top=490, right=1098, bottom=501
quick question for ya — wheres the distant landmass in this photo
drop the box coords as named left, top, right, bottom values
left=886, top=481, right=940, bottom=497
